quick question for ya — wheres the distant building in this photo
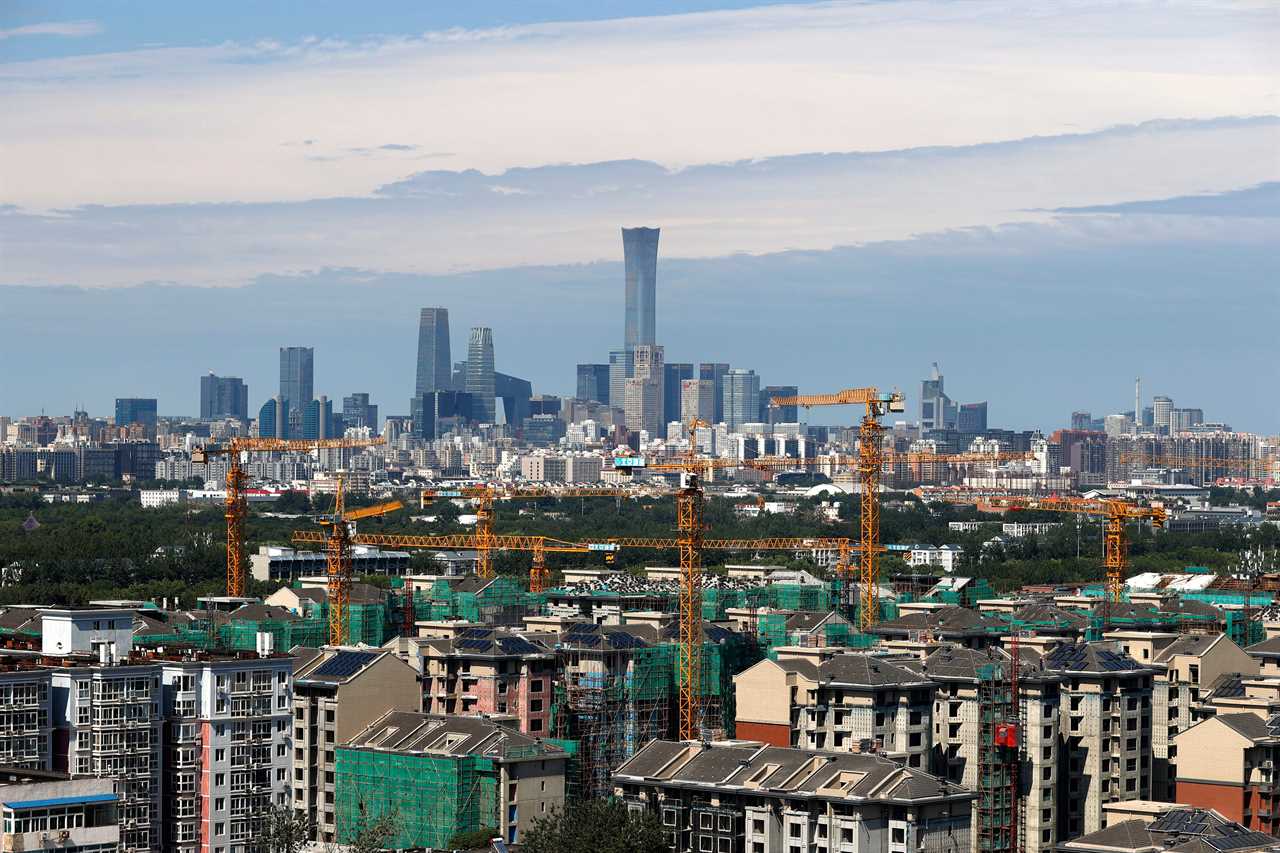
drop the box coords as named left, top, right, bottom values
left=622, top=226, right=659, bottom=350
left=920, top=363, right=957, bottom=431
left=576, top=363, right=611, bottom=405
left=522, top=414, right=566, bottom=445
left=250, top=545, right=411, bottom=582
left=199, top=373, right=249, bottom=421
left=495, top=371, right=533, bottom=426
left=258, top=396, right=288, bottom=439
left=410, top=390, right=473, bottom=440
left=302, top=395, right=335, bottom=440
left=415, top=307, right=452, bottom=395
left=114, top=398, right=157, bottom=432
left=699, top=362, right=730, bottom=423
left=761, top=384, right=798, bottom=425
left=957, top=401, right=988, bottom=432
left=663, top=363, right=693, bottom=425
left=1153, top=395, right=1174, bottom=435
left=680, top=379, right=715, bottom=426
left=721, top=368, right=760, bottom=431
left=278, top=347, right=314, bottom=413
left=624, top=345, right=665, bottom=435
left=341, top=392, right=378, bottom=432
left=465, top=327, right=496, bottom=423
left=608, top=348, right=634, bottom=414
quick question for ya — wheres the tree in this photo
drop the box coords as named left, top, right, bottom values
left=346, top=809, right=399, bottom=853
left=254, top=805, right=310, bottom=853
left=448, top=827, right=499, bottom=849
left=521, top=800, right=668, bottom=853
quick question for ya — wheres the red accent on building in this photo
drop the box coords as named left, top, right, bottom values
left=735, top=721, right=791, bottom=747
left=1176, top=780, right=1246, bottom=825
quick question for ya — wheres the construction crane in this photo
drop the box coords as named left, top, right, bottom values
left=1115, top=451, right=1276, bottom=482
left=421, top=485, right=637, bottom=589
left=770, top=388, right=905, bottom=631
left=985, top=495, right=1167, bottom=603
left=312, top=480, right=403, bottom=645
left=192, top=436, right=384, bottom=597
left=289, top=529, right=602, bottom=633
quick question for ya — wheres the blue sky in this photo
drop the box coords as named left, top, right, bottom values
left=1, top=1, right=1277, bottom=430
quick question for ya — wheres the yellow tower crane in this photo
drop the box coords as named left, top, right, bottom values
left=313, top=479, right=403, bottom=645
left=986, top=495, right=1166, bottom=603
left=192, top=436, right=385, bottom=598
left=769, top=388, right=905, bottom=630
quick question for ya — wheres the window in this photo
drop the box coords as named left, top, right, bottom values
left=719, top=839, right=731, bottom=852
left=790, top=824, right=801, bottom=838
left=530, top=719, right=543, bottom=733
left=700, top=838, right=713, bottom=852
left=530, top=699, right=543, bottom=712
left=216, top=822, right=225, bottom=836
left=753, top=820, right=765, bottom=834
left=663, top=808, right=677, bottom=826
left=719, top=815, right=732, bottom=832
left=701, top=813, right=713, bottom=830
left=892, top=827, right=905, bottom=844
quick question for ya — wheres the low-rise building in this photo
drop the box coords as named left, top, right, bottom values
left=1174, top=713, right=1280, bottom=834
left=0, top=768, right=119, bottom=853
left=1059, top=807, right=1280, bottom=853
left=612, top=739, right=974, bottom=853
left=0, top=665, right=52, bottom=769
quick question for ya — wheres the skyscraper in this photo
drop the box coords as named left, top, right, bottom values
left=664, top=363, right=694, bottom=426
left=721, top=369, right=760, bottom=431
left=199, top=373, right=249, bottom=421
left=576, top=363, right=611, bottom=404
left=278, top=347, right=314, bottom=413
left=608, top=349, right=634, bottom=411
left=415, top=308, right=452, bottom=395
left=957, top=402, right=988, bottom=433
left=1152, top=395, right=1174, bottom=435
left=681, top=379, right=716, bottom=426
left=698, top=363, right=730, bottom=423
left=625, top=345, right=665, bottom=435
left=466, top=327, right=496, bottom=423
left=258, top=396, right=287, bottom=439
left=920, top=362, right=957, bottom=431
left=302, top=396, right=334, bottom=440
left=495, top=372, right=533, bottom=426
left=622, top=227, right=659, bottom=351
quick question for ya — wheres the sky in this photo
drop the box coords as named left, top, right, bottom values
left=1, top=0, right=1277, bottom=431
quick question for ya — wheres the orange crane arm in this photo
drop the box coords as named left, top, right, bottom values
left=772, top=388, right=885, bottom=408
left=341, top=500, right=404, bottom=521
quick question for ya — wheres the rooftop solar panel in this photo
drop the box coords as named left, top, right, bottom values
left=309, top=650, right=378, bottom=679
left=498, top=637, right=540, bottom=655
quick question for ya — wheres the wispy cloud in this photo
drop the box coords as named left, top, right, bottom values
left=0, top=20, right=101, bottom=40
left=2, top=0, right=1276, bottom=210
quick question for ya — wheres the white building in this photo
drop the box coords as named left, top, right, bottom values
left=140, top=489, right=187, bottom=508
left=906, top=544, right=964, bottom=573
left=1001, top=522, right=1062, bottom=538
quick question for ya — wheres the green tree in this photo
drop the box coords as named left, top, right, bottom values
left=521, top=800, right=668, bottom=853
left=448, top=827, right=499, bottom=849
left=346, top=809, right=399, bottom=853
left=253, top=806, right=311, bottom=853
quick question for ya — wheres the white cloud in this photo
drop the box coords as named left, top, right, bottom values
left=0, top=19, right=101, bottom=40
left=2, top=117, right=1276, bottom=289
left=0, top=0, right=1276, bottom=209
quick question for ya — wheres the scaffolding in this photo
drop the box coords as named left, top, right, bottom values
left=976, top=661, right=1020, bottom=853
left=425, top=577, right=541, bottom=626
left=334, top=748, right=496, bottom=850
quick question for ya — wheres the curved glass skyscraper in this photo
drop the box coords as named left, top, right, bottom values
left=466, top=327, right=496, bottom=423
left=415, top=307, right=452, bottom=395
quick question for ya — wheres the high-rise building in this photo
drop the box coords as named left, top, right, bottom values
left=342, top=393, right=378, bottom=433
left=495, top=372, right=533, bottom=426
left=663, top=363, right=693, bottom=426
left=302, top=395, right=334, bottom=440
left=698, top=363, right=730, bottom=423
left=1071, top=411, right=1093, bottom=431
left=920, top=363, right=957, bottom=431
left=622, top=227, right=659, bottom=351
left=1170, top=407, right=1204, bottom=433
left=623, top=345, right=664, bottom=435
left=608, top=349, right=634, bottom=412
left=258, top=396, right=287, bottom=439
left=721, top=369, right=760, bottom=431
left=466, top=328, right=496, bottom=424
left=114, top=398, right=158, bottom=432
left=760, top=385, right=798, bottom=425
left=1152, top=395, right=1174, bottom=435
left=576, top=363, right=611, bottom=404
left=680, top=379, right=716, bottom=426
left=199, top=373, right=249, bottom=421
left=410, top=391, right=473, bottom=440
left=957, top=402, right=988, bottom=432
left=278, top=347, right=314, bottom=412
left=415, top=308, right=452, bottom=395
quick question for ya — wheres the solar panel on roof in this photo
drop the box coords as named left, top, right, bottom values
left=606, top=632, right=646, bottom=650
left=566, top=633, right=602, bottom=648
left=310, top=650, right=378, bottom=679
left=457, top=639, right=492, bottom=651
left=461, top=627, right=494, bottom=639
left=498, top=637, right=539, bottom=655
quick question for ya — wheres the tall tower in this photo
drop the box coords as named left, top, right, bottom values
left=466, top=327, right=496, bottom=424
left=415, top=308, right=452, bottom=395
left=278, top=347, right=314, bottom=413
left=622, top=227, right=659, bottom=351
left=1133, top=377, right=1141, bottom=435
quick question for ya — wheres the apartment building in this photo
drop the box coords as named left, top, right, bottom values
left=291, top=647, right=420, bottom=845
left=897, top=645, right=1062, bottom=853
left=336, top=711, right=568, bottom=847
left=412, top=626, right=557, bottom=735
left=160, top=655, right=294, bottom=853
left=1042, top=643, right=1154, bottom=838
left=612, top=739, right=974, bottom=853
left=1060, top=806, right=1280, bottom=853
left=1108, top=631, right=1257, bottom=801
left=0, top=665, right=52, bottom=769
left=1174, top=713, right=1280, bottom=834
left=733, top=652, right=935, bottom=768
